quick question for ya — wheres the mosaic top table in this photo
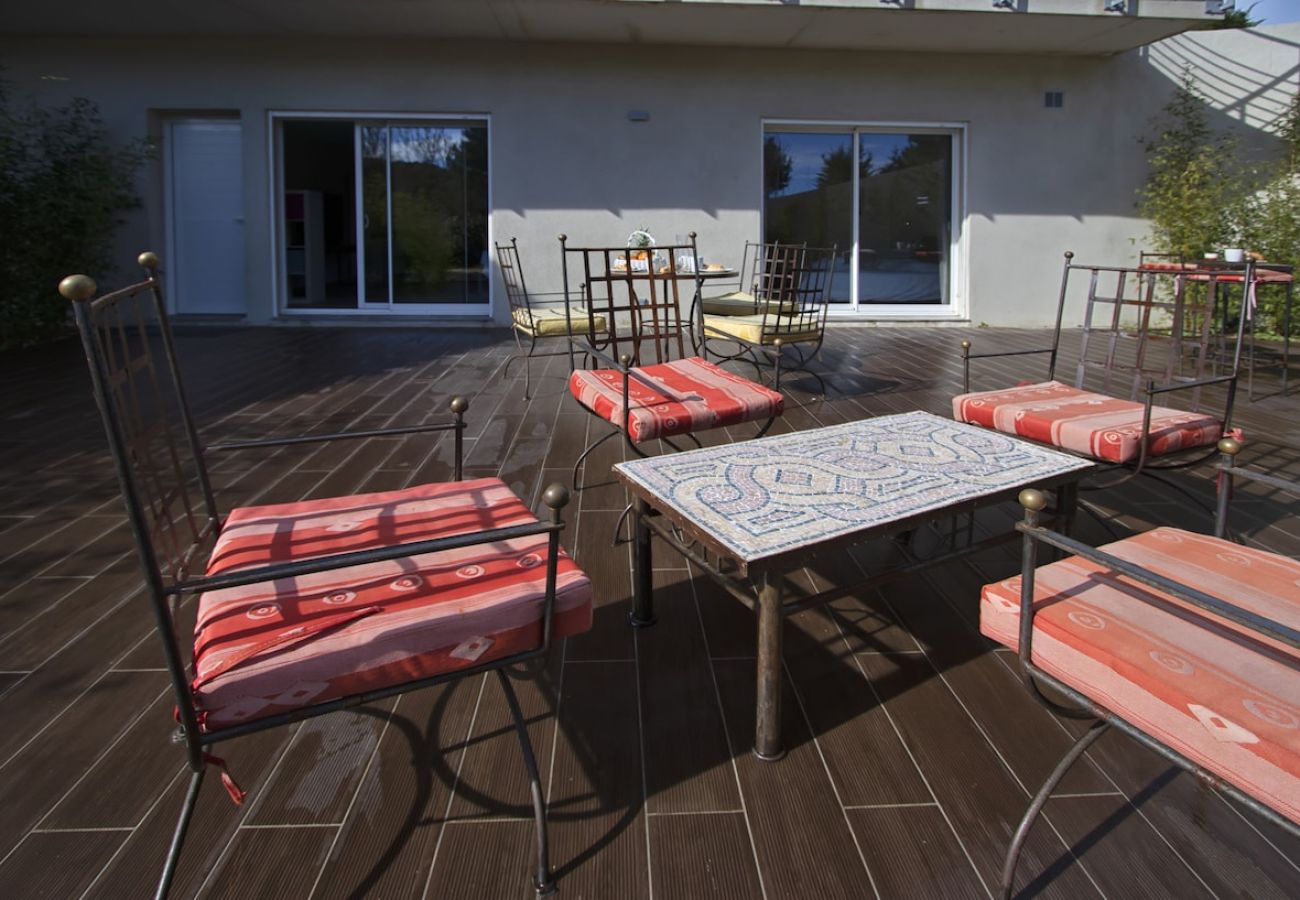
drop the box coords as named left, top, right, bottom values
left=613, top=411, right=1093, bottom=760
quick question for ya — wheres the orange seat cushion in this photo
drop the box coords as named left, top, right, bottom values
left=568, top=356, right=783, bottom=443
left=981, top=528, right=1300, bottom=824
left=192, top=479, right=592, bottom=731
left=952, top=381, right=1223, bottom=464
left=1139, top=261, right=1292, bottom=284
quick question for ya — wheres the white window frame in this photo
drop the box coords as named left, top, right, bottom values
left=761, top=119, right=968, bottom=321
left=268, top=110, right=494, bottom=318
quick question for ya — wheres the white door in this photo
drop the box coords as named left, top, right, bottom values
left=168, top=120, right=245, bottom=315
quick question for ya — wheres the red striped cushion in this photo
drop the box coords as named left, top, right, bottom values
left=981, top=528, right=1300, bottom=824
left=1139, top=261, right=1292, bottom=284
left=192, top=479, right=592, bottom=731
left=952, top=381, right=1222, bottom=463
left=568, top=356, right=783, bottom=443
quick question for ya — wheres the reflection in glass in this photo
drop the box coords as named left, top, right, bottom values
left=388, top=125, right=489, bottom=304
left=763, top=129, right=954, bottom=309
left=360, top=125, right=389, bottom=304
left=282, top=120, right=359, bottom=309
left=857, top=134, right=951, bottom=305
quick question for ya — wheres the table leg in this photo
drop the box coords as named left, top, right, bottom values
left=629, top=496, right=657, bottom=628
left=1057, top=482, right=1079, bottom=538
left=754, top=571, right=785, bottom=761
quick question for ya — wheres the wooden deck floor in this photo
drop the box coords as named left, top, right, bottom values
left=0, top=324, right=1296, bottom=899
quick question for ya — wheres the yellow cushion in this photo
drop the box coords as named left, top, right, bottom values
left=700, top=292, right=798, bottom=317
left=702, top=313, right=821, bottom=346
left=512, top=307, right=606, bottom=337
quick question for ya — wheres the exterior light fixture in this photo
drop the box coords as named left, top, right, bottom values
left=627, top=110, right=650, bottom=122
left=1104, top=0, right=1126, bottom=12
left=992, top=0, right=1016, bottom=8
left=1205, top=1, right=1236, bottom=13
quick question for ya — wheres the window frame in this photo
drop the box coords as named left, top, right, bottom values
left=269, top=110, right=494, bottom=318
left=761, top=119, right=968, bottom=320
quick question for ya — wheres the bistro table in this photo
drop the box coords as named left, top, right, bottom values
left=613, top=411, right=1093, bottom=760
left=1138, top=256, right=1295, bottom=397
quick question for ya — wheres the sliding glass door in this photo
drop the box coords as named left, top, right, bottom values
left=279, top=115, right=489, bottom=314
left=763, top=124, right=960, bottom=315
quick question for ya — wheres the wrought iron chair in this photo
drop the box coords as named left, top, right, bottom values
left=59, top=253, right=593, bottom=900
left=955, top=252, right=1247, bottom=500
left=694, top=241, right=805, bottom=318
left=498, top=237, right=608, bottom=398
left=699, top=244, right=837, bottom=397
left=558, top=232, right=785, bottom=494
left=986, top=439, right=1299, bottom=898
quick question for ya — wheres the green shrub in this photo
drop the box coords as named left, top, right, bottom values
left=1137, top=73, right=1246, bottom=260
left=1138, top=74, right=1300, bottom=338
left=1231, top=93, right=1300, bottom=336
left=0, top=78, right=151, bottom=349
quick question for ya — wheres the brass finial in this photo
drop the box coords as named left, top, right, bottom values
left=773, top=338, right=783, bottom=349
left=960, top=339, right=971, bottom=350
left=1217, top=436, right=1242, bottom=456
left=1064, top=250, right=1074, bottom=260
left=688, top=231, right=697, bottom=239
left=58, top=274, right=97, bottom=302
left=619, top=353, right=632, bottom=366
left=542, top=483, right=570, bottom=509
left=1019, top=488, right=1047, bottom=511
left=137, top=251, right=160, bottom=270
left=450, top=397, right=469, bottom=414
left=558, top=234, right=567, bottom=242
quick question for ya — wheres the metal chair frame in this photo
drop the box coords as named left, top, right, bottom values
left=498, top=236, right=606, bottom=398
left=60, top=253, right=571, bottom=899
left=1001, top=444, right=1300, bottom=898
left=700, top=244, right=837, bottom=397
left=560, top=233, right=781, bottom=483
left=960, top=251, right=1248, bottom=491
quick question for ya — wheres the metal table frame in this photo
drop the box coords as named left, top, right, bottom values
left=616, top=421, right=1092, bottom=761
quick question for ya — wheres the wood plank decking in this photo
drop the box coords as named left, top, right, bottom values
left=0, top=324, right=1296, bottom=899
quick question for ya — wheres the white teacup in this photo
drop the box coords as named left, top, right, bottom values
left=1223, top=248, right=1245, bottom=263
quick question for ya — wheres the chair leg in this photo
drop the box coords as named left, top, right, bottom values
left=1001, top=719, right=1109, bottom=900
left=571, top=428, right=619, bottom=491
left=495, top=668, right=557, bottom=897
left=155, top=766, right=206, bottom=900
left=611, top=501, right=634, bottom=546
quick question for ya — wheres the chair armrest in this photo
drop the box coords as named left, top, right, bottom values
left=961, top=347, right=1055, bottom=362
left=170, top=506, right=568, bottom=598
left=959, top=341, right=1055, bottom=393
left=207, top=396, right=469, bottom=452
left=207, top=420, right=461, bottom=453
left=1144, top=374, right=1237, bottom=396
left=206, top=397, right=470, bottom=479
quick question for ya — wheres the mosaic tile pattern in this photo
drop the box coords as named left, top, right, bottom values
left=615, top=411, right=1093, bottom=562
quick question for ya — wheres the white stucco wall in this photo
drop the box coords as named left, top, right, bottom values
left=1, top=25, right=1296, bottom=327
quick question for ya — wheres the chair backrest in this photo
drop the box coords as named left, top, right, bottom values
left=762, top=244, right=836, bottom=340
left=495, top=237, right=532, bottom=322
left=740, top=241, right=805, bottom=306
left=559, top=234, right=704, bottom=367
left=60, top=254, right=218, bottom=744
left=1051, top=254, right=1250, bottom=408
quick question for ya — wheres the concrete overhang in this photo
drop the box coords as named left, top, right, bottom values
left=1, top=0, right=1222, bottom=56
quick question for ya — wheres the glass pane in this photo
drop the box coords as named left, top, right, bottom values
left=360, top=125, right=390, bottom=304
left=857, top=133, right=951, bottom=305
left=388, top=125, right=489, bottom=304
left=281, top=120, right=359, bottom=309
left=763, top=132, right=854, bottom=304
